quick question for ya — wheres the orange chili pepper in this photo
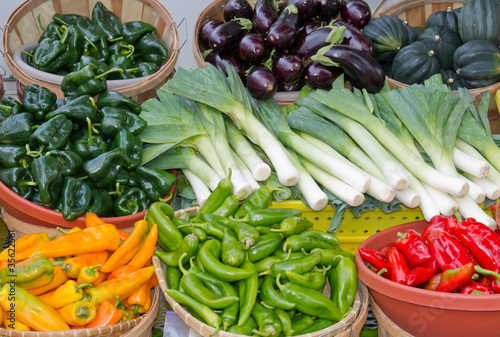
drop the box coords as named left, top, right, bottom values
left=93, top=271, right=109, bottom=286
left=77, top=264, right=102, bottom=285
left=30, top=223, right=121, bottom=258
left=118, top=229, right=130, bottom=242
left=128, top=223, right=158, bottom=268
left=85, top=212, right=105, bottom=227
left=0, top=232, right=52, bottom=262
left=107, top=265, right=140, bottom=281
left=62, top=251, right=109, bottom=279
left=84, top=300, right=123, bottom=328
left=29, top=265, right=69, bottom=296
left=101, top=220, right=150, bottom=273
left=3, top=312, right=31, bottom=331
left=0, top=261, right=7, bottom=270
left=126, top=274, right=158, bottom=314
left=57, top=300, right=97, bottom=327
left=38, top=280, right=93, bottom=309
left=85, top=266, right=155, bottom=306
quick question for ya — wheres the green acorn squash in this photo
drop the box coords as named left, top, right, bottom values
left=453, top=40, right=500, bottom=89
left=458, top=0, right=500, bottom=46
left=418, top=26, right=462, bottom=70
left=362, top=15, right=409, bottom=63
left=439, top=69, right=463, bottom=90
left=391, top=41, right=440, bottom=85
left=404, top=23, right=419, bottom=44
left=426, top=7, right=459, bottom=34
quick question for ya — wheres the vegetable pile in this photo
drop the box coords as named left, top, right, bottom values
left=359, top=206, right=500, bottom=294
left=363, top=0, right=500, bottom=89
left=0, top=213, right=158, bottom=331
left=25, top=1, right=168, bottom=81
left=0, top=84, right=175, bottom=220
left=141, top=62, right=500, bottom=231
left=154, top=177, right=357, bottom=336
left=198, top=0, right=385, bottom=98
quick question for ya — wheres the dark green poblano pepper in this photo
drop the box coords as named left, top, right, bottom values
left=22, top=84, right=57, bottom=120
left=97, top=91, right=141, bottom=114
left=32, top=25, right=71, bottom=73
left=87, top=188, right=113, bottom=217
left=0, top=145, right=28, bottom=168
left=61, top=64, right=123, bottom=98
left=76, top=16, right=109, bottom=63
left=136, top=166, right=175, bottom=202
left=45, top=95, right=98, bottom=124
left=29, top=114, right=73, bottom=151
left=121, top=21, right=156, bottom=44
left=44, top=150, right=83, bottom=176
left=0, top=96, right=25, bottom=122
left=111, top=130, right=143, bottom=170
left=136, top=33, right=169, bottom=65
left=100, top=106, right=147, bottom=138
left=31, top=155, right=64, bottom=208
left=113, top=187, right=149, bottom=216
left=60, top=176, right=92, bottom=221
left=0, top=167, right=37, bottom=199
left=74, top=117, right=109, bottom=160
left=82, top=147, right=126, bottom=188
left=130, top=62, right=158, bottom=78
left=91, top=1, right=123, bottom=41
left=0, top=112, right=33, bottom=145
left=52, top=13, right=81, bottom=27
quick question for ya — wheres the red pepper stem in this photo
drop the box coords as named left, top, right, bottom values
left=377, top=268, right=388, bottom=276
left=474, top=265, right=500, bottom=281
left=453, top=210, right=463, bottom=223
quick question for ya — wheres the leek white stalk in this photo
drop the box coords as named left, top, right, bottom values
left=462, top=172, right=500, bottom=200
left=286, top=149, right=329, bottom=211
left=162, top=65, right=299, bottom=186
left=459, top=175, right=486, bottom=204
left=423, top=184, right=458, bottom=216
left=407, top=178, right=440, bottom=221
left=182, top=169, right=211, bottom=207
left=225, top=119, right=271, bottom=181
left=453, top=196, right=497, bottom=228
left=394, top=188, right=421, bottom=209
left=297, top=130, right=395, bottom=203
left=453, top=147, right=490, bottom=178
left=257, top=99, right=371, bottom=193
left=455, top=138, right=500, bottom=187
left=298, top=155, right=365, bottom=207
left=231, top=148, right=261, bottom=194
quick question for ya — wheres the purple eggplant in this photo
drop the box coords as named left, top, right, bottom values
left=278, top=80, right=305, bottom=91
left=333, top=20, right=374, bottom=56
left=209, top=18, right=253, bottom=52
left=224, top=0, right=254, bottom=21
left=287, top=0, right=317, bottom=22
left=297, top=18, right=328, bottom=39
left=340, top=0, right=372, bottom=29
left=199, top=20, right=224, bottom=49
left=267, top=4, right=300, bottom=51
left=237, top=33, right=269, bottom=65
left=316, top=0, right=342, bottom=20
left=252, top=0, right=279, bottom=35
left=205, top=51, right=246, bottom=79
left=291, top=25, right=346, bottom=59
left=272, top=53, right=303, bottom=84
left=246, top=66, right=278, bottom=99
left=303, top=61, right=343, bottom=89
left=312, top=44, right=384, bottom=93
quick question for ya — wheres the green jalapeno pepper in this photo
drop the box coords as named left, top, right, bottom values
left=298, top=229, right=340, bottom=246
left=200, top=213, right=260, bottom=248
left=266, top=250, right=322, bottom=279
left=222, top=228, right=246, bottom=267
left=166, top=266, right=182, bottom=291
left=234, top=186, right=273, bottom=218
left=237, top=257, right=258, bottom=326
left=299, top=318, right=335, bottom=334
left=272, top=250, right=306, bottom=261
left=275, top=308, right=294, bottom=336
left=283, top=235, right=340, bottom=253
left=199, top=240, right=254, bottom=282
left=329, top=257, right=358, bottom=316
left=196, top=169, right=233, bottom=216
left=270, top=217, right=313, bottom=236
left=276, top=274, right=343, bottom=322
left=258, top=275, right=296, bottom=310
left=146, top=201, right=183, bottom=252
left=228, top=316, right=257, bottom=335
left=248, top=233, right=283, bottom=263
left=213, top=191, right=246, bottom=218
left=155, top=233, right=199, bottom=267
left=255, top=226, right=272, bottom=235
left=171, top=217, right=207, bottom=243
left=310, top=248, right=355, bottom=267
left=255, top=256, right=280, bottom=274
left=236, top=208, right=303, bottom=227
left=291, top=314, right=315, bottom=335
left=285, top=266, right=330, bottom=292
left=251, top=302, right=283, bottom=337
left=180, top=221, right=230, bottom=242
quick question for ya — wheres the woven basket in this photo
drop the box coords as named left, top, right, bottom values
left=370, top=296, right=413, bottom=337
left=193, top=0, right=301, bottom=107
left=372, top=0, right=500, bottom=122
left=2, top=0, right=179, bottom=102
left=153, top=208, right=367, bottom=337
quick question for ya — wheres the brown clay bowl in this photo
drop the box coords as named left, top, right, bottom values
left=356, top=220, right=500, bottom=337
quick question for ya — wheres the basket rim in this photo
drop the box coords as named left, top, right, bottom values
left=1, top=0, right=179, bottom=97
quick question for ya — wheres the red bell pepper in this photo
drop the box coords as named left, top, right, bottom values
left=387, top=247, right=410, bottom=285
left=395, top=229, right=434, bottom=268
left=422, top=215, right=448, bottom=239
left=358, top=248, right=391, bottom=279
left=473, top=265, right=500, bottom=293
left=379, top=242, right=395, bottom=256
left=426, top=228, right=476, bottom=271
left=406, top=260, right=438, bottom=287
left=478, top=275, right=493, bottom=291
left=490, top=204, right=500, bottom=228
left=459, top=281, right=492, bottom=295
left=425, top=262, right=475, bottom=293
left=453, top=217, right=500, bottom=275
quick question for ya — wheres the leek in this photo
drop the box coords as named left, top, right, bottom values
left=145, top=147, right=221, bottom=191
left=225, top=119, right=271, bottom=181
left=459, top=175, right=486, bottom=204
left=453, top=147, right=490, bottom=178
left=462, top=172, right=500, bottom=200
left=303, top=88, right=468, bottom=197
left=230, top=148, right=261, bottom=193
left=455, top=138, right=500, bottom=187
left=423, top=184, right=458, bottom=216
left=161, top=64, right=299, bottom=186
left=182, top=169, right=211, bottom=207
left=256, top=98, right=371, bottom=193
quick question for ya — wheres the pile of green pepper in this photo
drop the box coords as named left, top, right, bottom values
left=152, top=174, right=359, bottom=337
left=25, top=1, right=169, bottom=97
left=0, top=84, right=175, bottom=221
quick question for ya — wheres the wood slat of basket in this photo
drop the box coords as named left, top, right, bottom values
left=3, top=0, right=179, bottom=101
left=370, top=295, right=414, bottom=337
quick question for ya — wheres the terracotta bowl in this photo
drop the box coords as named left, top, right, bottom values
left=356, top=220, right=500, bottom=337
left=0, top=171, right=176, bottom=230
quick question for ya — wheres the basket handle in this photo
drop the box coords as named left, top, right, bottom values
left=318, top=321, right=355, bottom=337
left=372, top=0, right=388, bottom=16
left=170, top=18, right=188, bottom=53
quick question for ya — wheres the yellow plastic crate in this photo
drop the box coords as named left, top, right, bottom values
left=269, top=201, right=494, bottom=254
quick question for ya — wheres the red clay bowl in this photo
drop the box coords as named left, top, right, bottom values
left=356, top=220, right=500, bottom=337
left=0, top=171, right=176, bottom=230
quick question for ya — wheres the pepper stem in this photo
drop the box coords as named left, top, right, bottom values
left=276, top=274, right=284, bottom=291
left=376, top=268, right=388, bottom=276
left=178, top=253, right=189, bottom=276
left=37, top=14, right=47, bottom=31
left=453, top=210, right=463, bottom=223
left=126, top=200, right=139, bottom=214
left=94, top=67, right=124, bottom=80
left=108, top=36, right=125, bottom=43
left=57, top=227, right=68, bottom=235
left=58, top=25, right=69, bottom=44
left=0, top=105, right=12, bottom=113
left=115, top=296, right=122, bottom=307
left=86, top=117, right=93, bottom=146
left=21, top=50, right=34, bottom=58
left=49, top=233, right=58, bottom=240
left=474, top=265, right=500, bottom=281
left=76, top=283, right=93, bottom=290
left=86, top=264, right=103, bottom=276
left=159, top=192, right=173, bottom=203
left=260, top=301, right=274, bottom=310
left=52, top=261, right=64, bottom=266
left=84, top=36, right=99, bottom=53
left=133, top=304, right=140, bottom=315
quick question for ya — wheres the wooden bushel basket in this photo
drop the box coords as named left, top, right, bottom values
left=2, top=0, right=179, bottom=102
left=153, top=207, right=369, bottom=337
left=372, top=0, right=500, bottom=133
